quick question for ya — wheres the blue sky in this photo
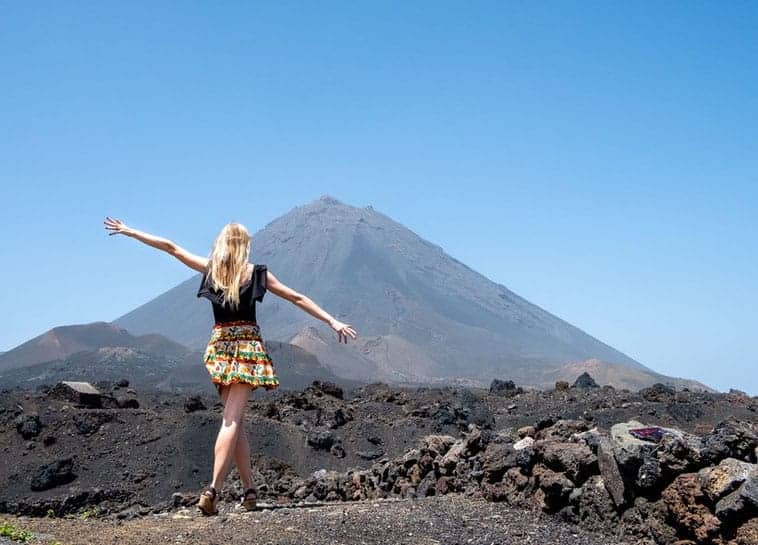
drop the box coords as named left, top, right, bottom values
left=1, top=2, right=756, bottom=394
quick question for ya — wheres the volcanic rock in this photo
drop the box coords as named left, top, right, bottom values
left=423, top=434, right=456, bottom=457
left=49, top=381, right=103, bottom=408
left=536, top=440, right=597, bottom=484
left=639, top=383, right=676, bottom=403
left=307, top=380, right=344, bottom=400
left=714, top=468, right=758, bottom=521
left=183, top=396, right=206, bottom=413
left=489, top=379, right=523, bottom=397
left=30, top=458, right=77, bottom=491
left=533, top=463, right=574, bottom=511
left=307, top=429, right=337, bottom=450
left=514, top=437, right=534, bottom=450
left=561, top=475, right=619, bottom=532
left=597, top=437, right=626, bottom=507
left=536, top=419, right=589, bottom=441
left=661, top=472, right=721, bottom=542
left=698, top=457, right=755, bottom=501
left=701, top=419, right=758, bottom=465
left=572, top=373, right=599, bottom=389
left=15, top=414, right=41, bottom=439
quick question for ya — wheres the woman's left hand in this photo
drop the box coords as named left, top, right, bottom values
left=104, top=217, right=133, bottom=236
left=330, top=320, right=358, bottom=344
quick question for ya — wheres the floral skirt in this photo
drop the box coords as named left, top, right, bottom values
left=203, top=320, right=280, bottom=392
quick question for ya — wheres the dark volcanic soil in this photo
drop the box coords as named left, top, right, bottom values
left=1, top=494, right=632, bottom=545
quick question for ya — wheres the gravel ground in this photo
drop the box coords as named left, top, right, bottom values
left=2, top=495, right=631, bottom=545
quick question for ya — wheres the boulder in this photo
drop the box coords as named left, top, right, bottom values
left=714, top=469, right=758, bottom=521
left=536, top=440, right=598, bottom=484
left=30, top=458, right=77, bottom=491
left=554, top=381, right=570, bottom=392
left=655, top=433, right=702, bottom=477
left=570, top=428, right=602, bottom=451
left=639, top=383, right=676, bottom=403
left=416, top=471, right=437, bottom=497
left=609, top=420, right=658, bottom=475
left=662, top=473, right=721, bottom=542
left=635, top=457, right=662, bottom=490
left=307, top=429, right=336, bottom=450
left=184, top=396, right=206, bottom=413
left=489, top=379, right=523, bottom=397
left=562, top=475, right=619, bottom=532
left=572, top=372, right=599, bottom=389
left=514, top=437, right=534, bottom=450
left=438, top=439, right=466, bottom=473
left=533, top=463, right=574, bottom=511
left=536, top=419, right=589, bottom=441
left=732, top=517, right=758, bottom=545
left=618, top=497, right=678, bottom=545
left=698, top=458, right=755, bottom=501
left=701, top=419, right=758, bottom=465
left=115, top=396, right=139, bottom=409
left=308, top=380, right=344, bottom=399
left=482, top=467, right=531, bottom=503
left=73, top=412, right=114, bottom=436
left=481, top=443, right=516, bottom=482
left=49, top=381, right=103, bottom=408
left=597, top=437, right=626, bottom=507
left=517, top=426, right=536, bottom=439
left=15, top=414, right=41, bottom=439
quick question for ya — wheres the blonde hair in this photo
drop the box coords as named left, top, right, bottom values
left=204, top=222, right=252, bottom=309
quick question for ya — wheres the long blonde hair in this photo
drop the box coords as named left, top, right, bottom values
left=204, top=222, right=252, bottom=309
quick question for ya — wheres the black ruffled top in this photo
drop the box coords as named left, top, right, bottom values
left=196, top=263, right=268, bottom=324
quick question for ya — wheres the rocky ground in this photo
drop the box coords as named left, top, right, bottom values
left=1, top=375, right=757, bottom=544
left=1, top=494, right=633, bottom=545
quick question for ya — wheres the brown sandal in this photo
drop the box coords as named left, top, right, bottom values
left=197, top=486, right=219, bottom=515
left=240, top=487, right=257, bottom=511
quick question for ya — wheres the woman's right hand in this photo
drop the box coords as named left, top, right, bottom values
left=330, top=320, right=358, bottom=344
left=104, top=217, right=133, bottom=236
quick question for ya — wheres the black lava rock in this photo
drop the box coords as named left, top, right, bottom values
left=307, top=429, right=336, bottom=450
left=184, top=396, right=207, bottom=413
left=15, top=414, right=41, bottom=439
left=572, top=373, right=600, bottom=389
left=30, top=458, right=77, bottom=491
left=489, top=380, right=523, bottom=397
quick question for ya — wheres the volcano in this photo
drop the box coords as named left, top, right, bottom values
left=105, top=195, right=707, bottom=390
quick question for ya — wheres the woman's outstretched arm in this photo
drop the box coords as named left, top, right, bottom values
left=266, top=270, right=358, bottom=344
left=103, top=216, right=208, bottom=273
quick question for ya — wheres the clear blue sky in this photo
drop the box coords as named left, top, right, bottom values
left=1, top=2, right=756, bottom=394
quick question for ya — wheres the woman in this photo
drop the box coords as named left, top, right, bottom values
left=103, top=217, right=357, bottom=515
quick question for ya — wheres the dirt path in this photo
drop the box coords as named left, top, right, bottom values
left=2, top=495, right=630, bottom=545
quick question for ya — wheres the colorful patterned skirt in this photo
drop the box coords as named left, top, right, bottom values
left=203, top=320, right=280, bottom=392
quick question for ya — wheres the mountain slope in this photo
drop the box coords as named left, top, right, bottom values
left=110, top=195, right=669, bottom=388
left=542, top=358, right=713, bottom=392
left=0, top=322, right=188, bottom=370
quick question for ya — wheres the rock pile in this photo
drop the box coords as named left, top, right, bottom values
left=248, top=417, right=757, bottom=544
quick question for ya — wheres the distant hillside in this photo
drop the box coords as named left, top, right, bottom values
left=0, top=322, right=187, bottom=370
left=541, top=358, right=714, bottom=392
left=0, top=323, right=355, bottom=393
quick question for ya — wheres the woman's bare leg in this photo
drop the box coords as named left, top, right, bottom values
left=235, top=426, right=254, bottom=491
left=219, top=386, right=254, bottom=491
left=210, top=383, right=250, bottom=490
